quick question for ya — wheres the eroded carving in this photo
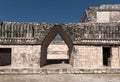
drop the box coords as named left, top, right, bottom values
left=0, top=22, right=120, bottom=45
left=33, top=23, right=54, bottom=43
left=62, top=23, right=120, bottom=44
left=0, top=22, right=54, bottom=44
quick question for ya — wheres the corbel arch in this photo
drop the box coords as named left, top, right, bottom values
left=40, top=25, right=73, bottom=67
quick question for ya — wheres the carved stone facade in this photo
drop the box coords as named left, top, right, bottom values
left=62, top=23, right=120, bottom=44
left=0, top=4, right=120, bottom=74
left=0, top=22, right=54, bottom=44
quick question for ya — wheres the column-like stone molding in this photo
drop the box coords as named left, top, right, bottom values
left=111, top=46, right=120, bottom=68
left=95, top=46, right=103, bottom=67
left=118, top=47, right=120, bottom=67
left=70, top=46, right=78, bottom=67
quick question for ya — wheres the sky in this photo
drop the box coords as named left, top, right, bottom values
left=0, top=0, right=120, bottom=23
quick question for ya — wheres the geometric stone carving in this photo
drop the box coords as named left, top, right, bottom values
left=33, top=23, right=54, bottom=43
left=62, top=23, right=120, bottom=44
left=0, top=22, right=120, bottom=45
left=0, top=22, right=54, bottom=44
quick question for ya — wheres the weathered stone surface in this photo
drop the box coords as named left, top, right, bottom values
left=1, top=22, right=120, bottom=45
left=71, top=45, right=103, bottom=68
left=0, top=22, right=54, bottom=44
left=0, top=45, right=41, bottom=68
left=99, top=4, right=120, bottom=10
left=62, top=23, right=120, bottom=44
left=0, top=74, right=120, bottom=82
left=0, top=67, right=120, bottom=74
left=81, top=4, right=120, bottom=23
left=47, top=39, right=69, bottom=59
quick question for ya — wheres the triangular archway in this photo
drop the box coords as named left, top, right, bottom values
left=40, top=25, right=73, bottom=67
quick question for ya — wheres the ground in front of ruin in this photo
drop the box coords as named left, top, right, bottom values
left=0, top=74, right=120, bottom=82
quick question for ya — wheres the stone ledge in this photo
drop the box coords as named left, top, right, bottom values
left=0, top=68, right=120, bottom=75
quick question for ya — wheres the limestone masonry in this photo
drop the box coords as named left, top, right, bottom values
left=0, top=4, right=120, bottom=74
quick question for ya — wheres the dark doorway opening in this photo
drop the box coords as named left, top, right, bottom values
left=0, top=48, right=11, bottom=66
left=103, top=47, right=111, bottom=66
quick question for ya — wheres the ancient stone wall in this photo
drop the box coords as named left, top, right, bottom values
left=0, top=22, right=54, bottom=44
left=0, top=45, right=40, bottom=68
left=47, top=39, right=69, bottom=59
left=0, top=44, right=120, bottom=69
left=97, top=12, right=110, bottom=23
left=71, top=45, right=103, bottom=68
left=81, top=4, right=120, bottom=23
left=0, top=22, right=120, bottom=45
left=61, top=23, right=120, bottom=47
left=111, top=46, right=120, bottom=68
left=71, top=45, right=120, bottom=68
left=97, top=11, right=120, bottom=23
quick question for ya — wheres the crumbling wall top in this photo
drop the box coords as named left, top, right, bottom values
left=81, top=4, right=120, bottom=23
left=99, top=4, right=120, bottom=11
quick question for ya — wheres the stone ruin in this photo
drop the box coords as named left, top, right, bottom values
left=0, top=4, right=120, bottom=74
